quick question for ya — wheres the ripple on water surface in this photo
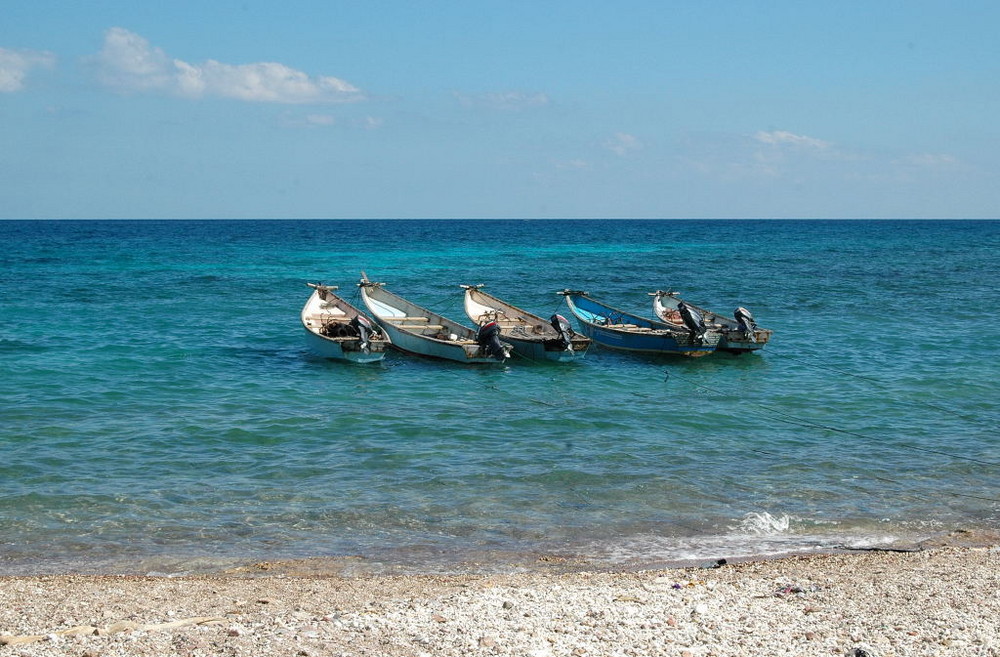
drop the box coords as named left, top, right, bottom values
left=1, top=219, right=997, bottom=574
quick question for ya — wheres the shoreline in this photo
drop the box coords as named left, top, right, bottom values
left=3, top=536, right=997, bottom=656
left=4, top=527, right=997, bottom=579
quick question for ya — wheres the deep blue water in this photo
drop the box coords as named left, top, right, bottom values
left=1, top=219, right=997, bottom=575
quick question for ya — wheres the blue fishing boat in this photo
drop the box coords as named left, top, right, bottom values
left=301, top=283, right=388, bottom=363
left=560, top=290, right=720, bottom=357
left=651, top=290, right=772, bottom=354
left=461, top=284, right=591, bottom=362
left=359, top=275, right=512, bottom=364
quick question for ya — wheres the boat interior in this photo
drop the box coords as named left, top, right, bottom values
left=467, top=294, right=551, bottom=336
left=367, top=293, right=475, bottom=342
left=303, top=294, right=353, bottom=334
left=475, top=309, right=549, bottom=336
left=572, top=304, right=671, bottom=333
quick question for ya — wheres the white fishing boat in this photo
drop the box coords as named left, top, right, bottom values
left=301, top=283, right=388, bottom=363
left=359, top=275, right=512, bottom=364
left=651, top=290, right=772, bottom=354
left=461, top=284, right=590, bottom=362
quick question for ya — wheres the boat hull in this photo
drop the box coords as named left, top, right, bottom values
left=376, top=320, right=496, bottom=363
left=303, top=326, right=386, bottom=363
left=462, top=285, right=590, bottom=362
left=563, top=292, right=719, bottom=357
left=717, top=332, right=771, bottom=354
left=652, top=291, right=772, bottom=354
left=504, top=334, right=589, bottom=362
left=572, top=322, right=715, bottom=356
left=360, top=279, right=510, bottom=364
left=301, top=285, right=388, bottom=363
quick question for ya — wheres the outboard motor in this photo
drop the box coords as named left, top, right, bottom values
left=677, top=301, right=708, bottom=345
left=350, top=315, right=375, bottom=352
left=734, top=306, right=758, bottom=342
left=476, top=320, right=507, bottom=361
left=548, top=313, right=575, bottom=352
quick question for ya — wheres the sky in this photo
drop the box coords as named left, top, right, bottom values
left=2, top=1, right=998, bottom=219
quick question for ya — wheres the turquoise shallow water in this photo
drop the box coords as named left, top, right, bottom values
left=1, top=219, right=997, bottom=575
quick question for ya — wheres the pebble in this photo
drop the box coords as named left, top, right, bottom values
left=0, top=546, right=995, bottom=657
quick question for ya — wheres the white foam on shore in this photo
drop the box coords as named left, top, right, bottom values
left=577, top=512, right=905, bottom=567
left=734, top=511, right=792, bottom=534
left=0, top=510, right=938, bottom=577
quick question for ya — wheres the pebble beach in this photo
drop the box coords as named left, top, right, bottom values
left=2, top=538, right=998, bottom=657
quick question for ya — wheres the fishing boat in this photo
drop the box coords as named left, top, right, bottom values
left=460, top=284, right=591, bottom=362
left=301, top=283, right=388, bottom=363
left=560, top=290, right=720, bottom=357
left=359, top=275, right=512, bottom=364
left=651, top=290, right=772, bottom=354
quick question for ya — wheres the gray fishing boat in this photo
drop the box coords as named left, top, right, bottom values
left=461, top=284, right=590, bottom=362
left=359, top=275, right=512, bottom=364
left=301, top=283, right=388, bottom=363
left=651, top=290, right=772, bottom=354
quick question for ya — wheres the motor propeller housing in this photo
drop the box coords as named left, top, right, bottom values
left=677, top=301, right=708, bottom=344
left=734, top=306, right=758, bottom=342
left=476, top=320, right=507, bottom=361
left=350, top=314, right=375, bottom=352
left=549, top=313, right=575, bottom=351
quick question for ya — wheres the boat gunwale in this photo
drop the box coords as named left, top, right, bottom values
left=463, top=285, right=592, bottom=357
left=300, top=284, right=388, bottom=361
left=359, top=277, right=512, bottom=363
left=563, top=292, right=682, bottom=334
left=562, top=291, right=719, bottom=356
left=463, top=286, right=559, bottom=339
left=651, top=290, right=772, bottom=349
left=361, top=283, right=477, bottom=339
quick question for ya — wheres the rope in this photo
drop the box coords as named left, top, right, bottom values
left=666, top=371, right=999, bottom=468
left=768, top=344, right=998, bottom=429
left=660, top=370, right=1000, bottom=505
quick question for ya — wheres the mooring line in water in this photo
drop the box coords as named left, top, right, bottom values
left=664, top=371, right=1000, bottom=469
left=436, top=366, right=567, bottom=408
left=746, top=448, right=784, bottom=458
left=766, top=346, right=884, bottom=383
left=948, top=491, right=1000, bottom=503
left=754, top=400, right=1000, bottom=467
left=760, top=412, right=1000, bottom=503
left=767, top=345, right=998, bottom=429
left=762, top=410, right=1000, bottom=468
left=677, top=397, right=1000, bottom=507
left=770, top=405, right=999, bottom=468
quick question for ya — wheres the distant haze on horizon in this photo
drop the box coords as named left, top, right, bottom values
left=2, top=2, right=998, bottom=220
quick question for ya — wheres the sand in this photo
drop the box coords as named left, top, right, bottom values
left=2, top=543, right=998, bottom=657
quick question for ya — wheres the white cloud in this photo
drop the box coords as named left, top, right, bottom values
left=455, top=91, right=549, bottom=111
left=89, top=27, right=364, bottom=104
left=605, top=132, right=642, bottom=156
left=894, top=153, right=958, bottom=168
left=676, top=130, right=841, bottom=182
left=279, top=113, right=385, bottom=130
left=754, top=130, right=830, bottom=150
left=278, top=112, right=335, bottom=128
left=684, top=129, right=964, bottom=191
left=305, top=114, right=336, bottom=126
left=0, top=47, right=56, bottom=92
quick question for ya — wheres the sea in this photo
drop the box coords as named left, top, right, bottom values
left=1, top=219, right=997, bottom=576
